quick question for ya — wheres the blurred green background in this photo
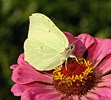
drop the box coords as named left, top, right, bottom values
left=0, top=0, right=111, bottom=100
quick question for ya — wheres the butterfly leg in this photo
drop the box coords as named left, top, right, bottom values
left=65, top=58, right=68, bottom=70
left=60, top=58, right=68, bottom=70
left=60, top=58, right=63, bottom=68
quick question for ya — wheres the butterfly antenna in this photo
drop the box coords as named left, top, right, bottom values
left=70, top=37, right=85, bottom=46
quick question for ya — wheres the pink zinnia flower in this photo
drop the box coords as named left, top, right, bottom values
left=11, top=32, right=111, bottom=100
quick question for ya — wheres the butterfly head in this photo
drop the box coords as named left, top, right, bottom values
left=62, top=44, right=75, bottom=60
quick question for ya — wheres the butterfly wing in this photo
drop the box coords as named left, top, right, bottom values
left=24, top=13, right=69, bottom=71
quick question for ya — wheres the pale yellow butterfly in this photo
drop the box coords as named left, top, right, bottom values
left=24, top=13, right=76, bottom=71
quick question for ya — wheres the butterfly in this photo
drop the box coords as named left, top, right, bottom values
left=24, top=13, right=76, bottom=71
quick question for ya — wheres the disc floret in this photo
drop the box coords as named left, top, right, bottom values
left=53, top=58, right=95, bottom=96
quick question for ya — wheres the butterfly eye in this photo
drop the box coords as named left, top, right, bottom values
left=68, top=45, right=74, bottom=50
left=70, top=45, right=74, bottom=49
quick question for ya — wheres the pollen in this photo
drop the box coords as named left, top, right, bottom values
left=53, top=58, right=95, bottom=96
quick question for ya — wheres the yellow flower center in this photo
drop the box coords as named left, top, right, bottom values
left=53, top=58, right=95, bottom=96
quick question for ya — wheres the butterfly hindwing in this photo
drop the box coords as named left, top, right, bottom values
left=24, top=38, right=65, bottom=70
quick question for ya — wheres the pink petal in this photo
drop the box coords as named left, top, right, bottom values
left=90, top=87, right=111, bottom=99
left=17, top=53, right=25, bottom=65
left=10, top=54, right=31, bottom=70
left=87, top=38, right=111, bottom=67
left=99, top=96, right=111, bottom=100
left=75, top=33, right=95, bottom=57
left=21, top=87, right=62, bottom=100
left=80, top=96, right=88, bottom=100
left=85, top=92, right=101, bottom=100
left=17, top=53, right=31, bottom=67
left=95, top=54, right=111, bottom=75
left=69, top=95, right=79, bottom=100
left=11, top=83, right=53, bottom=96
left=35, top=92, right=62, bottom=100
left=97, top=74, right=111, bottom=87
left=11, top=65, right=52, bottom=84
left=10, top=64, right=18, bottom=69
left=78, top=33, right=95, bottom=49
left=21, top=87, right=52, bottom=100
left=86, top=93, right=110, bottom=100
left=64, top=32, right=77, bottom=44
left=11, top=84, right=27, bottom=96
